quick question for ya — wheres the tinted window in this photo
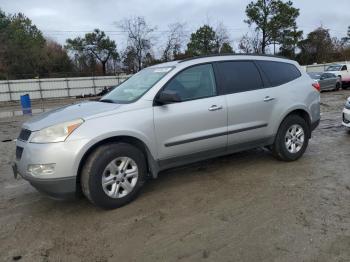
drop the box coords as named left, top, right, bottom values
left=320, top=73, right=329, bottom=79
left=326, top=65, right=341, bottom=71
left=215, top=61, right=263, bottom=94
left=256, top=61, right=301, bottom=87
left=342, top=65, right=347, bottom=71
left=164, top=64, right=216, bottom=101
left=307, top=72, right=321, bottom=80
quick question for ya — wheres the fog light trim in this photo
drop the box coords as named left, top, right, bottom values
left=27, top=164, right=56, bottom=176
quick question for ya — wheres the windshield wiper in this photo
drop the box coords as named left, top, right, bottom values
left=99, top=99, right=115, bottom=103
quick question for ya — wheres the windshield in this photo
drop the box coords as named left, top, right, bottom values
left=101, top=67, right=174, bottom=103
left=326, top=65, right=341, bottom=71
left=307, top=72, right=321, bottom=80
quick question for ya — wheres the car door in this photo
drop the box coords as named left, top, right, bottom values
left=153, top=63, right=228, bottom=160
left=214, top=60, right=278, bottom=147
left=319, top=73, right=330, bottom=90
left=328, top=73, right=338, bottom=89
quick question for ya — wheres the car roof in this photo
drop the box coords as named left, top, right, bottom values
left=178, top=53, right=293, bottom=63
left=149, top=54, right=299, bottom=69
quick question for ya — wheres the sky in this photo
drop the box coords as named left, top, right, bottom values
left=0, top=0, right=349, bottom=54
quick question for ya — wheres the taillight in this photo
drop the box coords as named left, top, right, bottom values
left=312, top=82, right=321, bottom=92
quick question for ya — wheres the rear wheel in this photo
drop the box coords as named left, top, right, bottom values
left=272, top=115, right=309, bottom=161
left=81, top=143, right=147, bottom=209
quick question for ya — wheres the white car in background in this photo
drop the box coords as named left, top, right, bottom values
left=343, top=97, right=350, bottom=129
left=325, top=64, right=350, bottom=88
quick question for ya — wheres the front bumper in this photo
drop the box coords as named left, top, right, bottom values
left=342, top=108, right=350, bottom=128
left=13, top=162, right=76, bottom=199
left=14, top=137, right=90, bottom=199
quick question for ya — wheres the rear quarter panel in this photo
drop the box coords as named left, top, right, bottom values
left=269, top=73, right=320, bottom=136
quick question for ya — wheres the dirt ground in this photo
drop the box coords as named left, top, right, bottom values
left=0, top=91, right=350, bottom=262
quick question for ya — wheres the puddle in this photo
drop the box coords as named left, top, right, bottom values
left=1, top=139, right=13, bottom=143
left=0, top=108, right=52, bottom=119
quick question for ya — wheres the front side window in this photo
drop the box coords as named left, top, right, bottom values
left=163, top=64, right=216, bottom=101
left=320, top=73, right=329, bottom=79
left=102, top=67, right=173, bottom=103
left=342, top=65, right=347, bottom=71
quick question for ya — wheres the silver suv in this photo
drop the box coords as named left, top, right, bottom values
left=13, top=55, right=321, bottom=209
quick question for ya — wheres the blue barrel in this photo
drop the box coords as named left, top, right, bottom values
left=20, top=94, right=32, bottom=115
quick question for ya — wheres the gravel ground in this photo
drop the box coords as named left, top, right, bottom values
left=0, top=91, right=349, bottom=262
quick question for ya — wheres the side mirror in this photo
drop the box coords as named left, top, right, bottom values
left=155, top=90, right=182, bottom=105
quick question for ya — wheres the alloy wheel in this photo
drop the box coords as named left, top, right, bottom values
left=285, top=124, right=305, bottom=154
left=101, top=157, right=139, bottom=198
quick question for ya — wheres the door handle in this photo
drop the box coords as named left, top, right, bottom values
left=208, top=105, right=223, bottom=111
left=263, top=96, right=275, bottom=102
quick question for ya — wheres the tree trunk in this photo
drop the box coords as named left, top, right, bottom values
left=262, top=30, right=266, bottom=54
left=102, top=61, right=106, bottom=75
left=261, top=0, right=267, bottom=54
left=138, top=57, right=142, bottom=72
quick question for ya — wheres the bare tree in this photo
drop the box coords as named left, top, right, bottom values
left=238, top=31, right=262, bottom=54
left=214, top=22, right=231, bottom=53
left=117, top=17, right=156, bottom=71
left=162, top=23, right=186, bottom=61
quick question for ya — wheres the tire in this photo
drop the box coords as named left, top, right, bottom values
left=271, top=115, right=309, bottom=162
left=81, top=143, right=147, bottom=209
left=335, top=82, right=341, bottom=91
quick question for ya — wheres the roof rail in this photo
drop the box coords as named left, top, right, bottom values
left=178, top=53, right=291, bottom=63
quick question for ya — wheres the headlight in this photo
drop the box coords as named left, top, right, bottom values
left=30, top=119, right=84, bottom=143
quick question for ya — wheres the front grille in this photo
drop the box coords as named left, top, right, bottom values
left=18, top=129, right=31, bottom=141
left=16, top=146, right=23, bottom=160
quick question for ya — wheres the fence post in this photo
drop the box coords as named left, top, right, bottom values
left=38, top=77, right=43, bottom=99
left=38, top=77, right=44, bottom=108
left=66, top=78, right=70, bottom=97
left=92, top=75, right=97, bottom=96
left=116, top=74, right=120, bottom=85
left=7, top=76, right=13, bottom=102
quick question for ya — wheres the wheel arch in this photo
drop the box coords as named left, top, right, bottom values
left=277, top=108, right=312, bottom=138
left=76, top=135, right=159, bottom=188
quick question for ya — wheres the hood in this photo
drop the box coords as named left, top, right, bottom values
left=23, top=101, right=123, bottom=131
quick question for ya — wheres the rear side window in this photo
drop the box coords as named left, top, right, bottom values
left=256, top=61, right=301, bottom=87
left=215, top=61, right=263, bottom=94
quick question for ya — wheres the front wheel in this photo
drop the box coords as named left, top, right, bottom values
left=335, top=82, right=341, bottom=91
left=81, top=143, right=147, bottom=209
left=272, top=115, right=309, bottom=161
